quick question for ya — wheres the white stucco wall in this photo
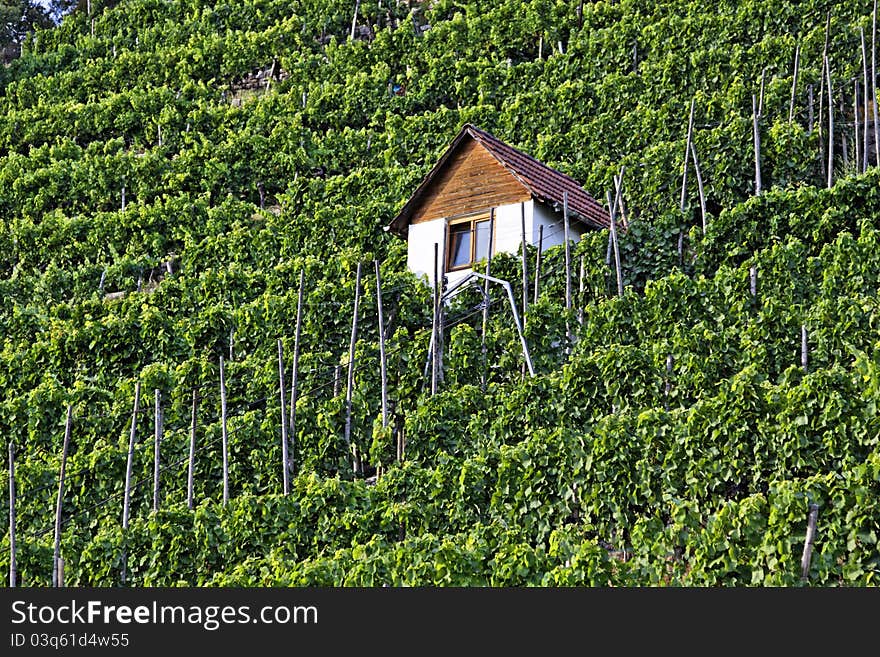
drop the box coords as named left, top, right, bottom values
left=406, top=199, right=586, bottom=289
left=492, top=200, right=534, bottom=257
left=532, top=200, right=587, bottom=247
left=406, top=218, right=447, bottom=287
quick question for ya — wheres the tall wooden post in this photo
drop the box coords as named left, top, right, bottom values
left=862, top=27, right=871, bottom=173
left=520, top=202, right=529, bottom=321
left=563, top=191, right=572, bottom=349
left=750, top=266, right=757, bottom=298
left=801, top=503, right=820, bottom=581
left=752, top=94, right=762, bottom=195
left=801, top=325, right=809, bottom=373
left=808, top=84, right=814, bottom=133
left=122, top=382, right=139, bottom=584
left=533, top=224, right=544, bottom=305
left=53, top=404, right=72, bottom=588
left=220, top=356, right=229, bottom=506
left=690, top=141, right=707, bottom=235
left=681, top=98, right=695, bottom=210
left=152, top=390, right=162, bottom=512
left=873, top=0, right=879, bottom=166
left=826, top=56, right=834, bottom=189
left=375, top=260, right=388, bottom=429
left=605, top=228, right=613, bottom=267
left=277, top=339, right=290, bottom=495
left=8, top=442, right=16, bottom=587
left=577, top=254, right=585, bottom=325
left=431, top=245, right=439, bottom=395
left=818, top=12, right=831, bottom=182
left=609, top=181, right=624, bottom=297
left=288, top=269, right=305, bottom=477
left=789, top=43, right=800, bottom=123
left=350, top=0, right=361, bottom=39
left=758, top=67, right=766, bottom=116
left=345, top=262, right=363, bottom=475
left=187, top=389, right=197, bottom=510
left=481, top=210, right=495, bottom=391
left=854, top=80, right=861, bottom=170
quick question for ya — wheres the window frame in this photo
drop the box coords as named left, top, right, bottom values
left=444, top=209, right=494, bottom=272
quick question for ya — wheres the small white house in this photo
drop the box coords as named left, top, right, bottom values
left=386, top=123, right=612, bottom=289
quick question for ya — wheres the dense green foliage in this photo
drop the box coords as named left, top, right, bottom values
left=0, top=0, right=878, bottom=586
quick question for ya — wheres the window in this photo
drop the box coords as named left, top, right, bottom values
left=446, top=211, right=492, bottom=271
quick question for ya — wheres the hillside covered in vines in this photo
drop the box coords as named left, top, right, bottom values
left=0, top=0, right=878, bottom=586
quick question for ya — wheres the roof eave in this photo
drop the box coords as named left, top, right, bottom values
left=541, top=196, right=611, bottom=231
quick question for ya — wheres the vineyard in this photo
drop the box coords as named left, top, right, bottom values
left=0, top=0, right=878, bottom=586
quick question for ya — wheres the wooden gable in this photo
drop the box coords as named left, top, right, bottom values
left=388, top=124, right=610, bottom=238
left=409, top=138, right=531, bottom=225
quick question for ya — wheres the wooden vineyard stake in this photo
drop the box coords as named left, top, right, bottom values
left=122, top=382, right=140, bottom=584
left=153, top=390, right=162, bottom=512
left=533, top=224, right=544, bottom=305
left=826, top=55, right=834, bottom=189
left=350, top=0, right=360, bottom=40
left=690, top=141, right=707, bottom=235
left=577, top=254, right=585, bottom=326
left=375, top=260, right=388, bottom=430
left=752, top=94, right=762, bottom=195
left=53, top=404, right=72, bottom=588
left=801, top=503, right=820, bottom=581
left=333, top=366, right=341, bottom=397
left=873, top=0, right=880, bottom=167
left=8, top=442, right=16, bottom=587
left=520, top=202, right=529, bottom=320
left=345, top=262, right=363, bottom=475
left=841, top=94, right=849, bottom=168
left=277, top=339, right=290, bottom=496
left=789, top=43, right=800, bottom=123
left=862, top=27, right=871, bottom=172
left=57, top=557, right=65, bottom=587
left=608, top=169, right=624, bottom=297
left=818, top=12, right=831, bottom=181
left=750, top=266, right=757, bottom=299
left=612, top=183, right=624, bottom=297
left=758, top=67, right=766, bottom=116
left=563, top=190, right=572, bottom=350
left=854, top=80, right=860, bottom=170
left=481, top=209, right=496, bottom=391
left=617, top=176, right=629, bottom=228
left=288, top=269, right=305, bottom=477
left=436, top=227, right=450, bottom=379
left=808, top=84, right=814, bottom=133
left=431, top=244, right=439, bottom=395
left=801, top=325, right=809, bottom=373
left=220, top=356, right=229, bottom=506
left=187, top=389, right=197, bottom=510
left=681, top=97, right=695, bottom=211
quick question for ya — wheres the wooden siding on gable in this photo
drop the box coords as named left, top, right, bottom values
left=410, top=139, right=531, bottom=224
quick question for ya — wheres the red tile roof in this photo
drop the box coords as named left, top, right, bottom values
left=388, top=123, right=611, bottom=237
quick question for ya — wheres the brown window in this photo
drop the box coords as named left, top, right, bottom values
left=446, top=211, right=492, bottom=271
